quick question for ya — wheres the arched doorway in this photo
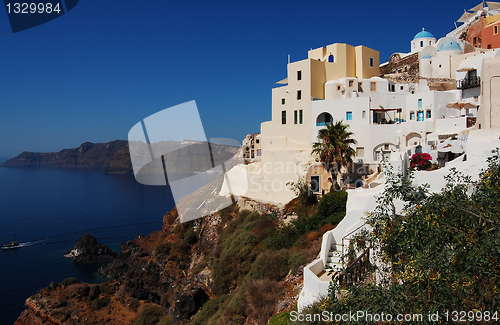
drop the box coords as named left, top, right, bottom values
left=316, top=112, right=333, bottom=126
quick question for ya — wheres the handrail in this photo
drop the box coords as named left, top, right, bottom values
left=456, top=76, right=480, bottom=90
left=341, top=223, right=366, bottom=256
left=338, top=248, right=370, bottom=288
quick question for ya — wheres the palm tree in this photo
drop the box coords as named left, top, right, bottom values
left=312, top=121, right=357, bottom=187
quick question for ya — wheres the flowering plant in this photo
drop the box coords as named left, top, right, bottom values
left=410, top=153, right=432, bottom=170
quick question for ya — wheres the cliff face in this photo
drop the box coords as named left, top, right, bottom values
left=15, top=197, right=310, bottom=325
left=3, top=140, right=240, bottom=176
left=15, top=209, right=220, bottom=325
left=2, top=140, right=131, bottom=173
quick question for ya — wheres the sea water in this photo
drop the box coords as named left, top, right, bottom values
left=0, top=167, right=174, bottom=324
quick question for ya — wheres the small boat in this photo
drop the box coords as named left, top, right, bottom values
left=2, top=241, right=20, bottom=249
left=2, top=235, right=20, bottom=249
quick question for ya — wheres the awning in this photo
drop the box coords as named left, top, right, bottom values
left=370, top=107, right=402, bottom=111
left=458, top=11, right=474, bottom=22
left=446, top=99, right=478, bottom=109
left=487, top=1, right=500, bottom=10
left=456, top=66, right=476, bottom=72
left=469, top=3, right=485, bottom=13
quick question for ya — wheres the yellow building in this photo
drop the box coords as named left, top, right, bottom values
left=260, top=43, right=379, bottom=154
left=237, top=43, right=381, bottom=203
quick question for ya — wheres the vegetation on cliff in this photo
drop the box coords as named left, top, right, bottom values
left=286, top=151, right=500, bottom=325
left=15, top=176, right=349, bottom=325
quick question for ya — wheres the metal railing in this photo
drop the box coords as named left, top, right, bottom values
left=456, top=77, right=480, bottom=89
left=338, top=248, right=370, bottom=288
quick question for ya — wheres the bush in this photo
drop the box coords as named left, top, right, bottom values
left=245, top=278, right=283, bottom=325
left=132, top=304, right=166, bottom=325
left=191, top=295, right=230, bottom=325
left=183, top=228, right=198, bottom=245
left=154, top=241, right=171, bottom=256
left=249, top=249, right=290, bottom=281
left=267, top=311, right=292, bottom=325
left=316, top=191, right=347, bottom=221
left=410, top=152, right=432, bottom=170
left=212, top=228, right=258, bottom=295
left=288, top=251, right=308, bottom=274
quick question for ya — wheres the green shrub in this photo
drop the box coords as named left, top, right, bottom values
left=132, top=304, right=166, bottom=325
left=183, top=228, right=198, bottom=245
left=288, top=251, right=308, bottom=274
left=191, top=295, right=230, bottom=325
left=157, top=316, right=172, bottom=325
left=265, top=225, right=298, bottom=250
left=267, top=311, right=292, bottom=325
left=249, top=249, right=290, bottom=281
left=316, top=191, right=347, bottom=221
left=154, top=241, right=171, bottom=256
left=212, top=229, right=258, bottom=294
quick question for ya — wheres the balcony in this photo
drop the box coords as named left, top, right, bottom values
left=456, top=77, right=480, bottom=90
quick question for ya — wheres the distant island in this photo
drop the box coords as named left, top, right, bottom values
left=2, top=140, right=240, bottom=176
left=2, top=140, right=132, bottom=174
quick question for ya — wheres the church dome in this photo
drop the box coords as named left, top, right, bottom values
left=438, top=40, right=462, bottom=52
left=413, top=29, right=435, bottom=40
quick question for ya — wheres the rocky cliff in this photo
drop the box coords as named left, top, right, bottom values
left=63, top=233, right=117, bottom=263
left=2, top=140, right=131, bottom=174
left=3, top=140, right=240, bottom=177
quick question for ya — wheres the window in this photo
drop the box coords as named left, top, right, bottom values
left=370, top=82, right=377, bottom=92
left=429, top=41, right=432, bottom=45
left=358, top=82, right=363, bottom=92
left=257, top=149, right=261, bottom=156
left=356, top=147, right=365, bottom=157
left=282, top=110, right=286, bottom=124
left=369, top=57, right=374, bottom=67
left=346, top=111, right=352, bottom=121
left=299, top=109, right=303, bottom=124
left=474, top=37, right=478, bottom=45
left=420, top=41, right=423, bottom=47
left=297, top=90, right=302, bottom=100
left=439, top=64, right=442, bottom=68
left=426, top=110, right=431, bottom=119
left=417, top=110, right=424, bottom=121
left=384, top=144, right=389, bottom=150
left=310, top=176, right=320, bottom=192
left=328, top=54, right=334, bottom=62
left=400, top=85, right=404, bottom=90
left=362, top=110, right=366, bottom=118
left=348, top=80, right=354, bottom=87
left=294, top=110, right=298, bottom=124
left=297, top=70, right=302, bottom=80
left=337, top=85, right=341, bottom=91
left=410, top=111, right=415, bottom=120
left=282, top=98, right=285, bottom=105
left=495, top=25, right=498, bottom=35
left=488, top=44, right=492, bottom=49
left=256, top=139, right=259, bottom=144
left=418, top=98, right=422, bottom=109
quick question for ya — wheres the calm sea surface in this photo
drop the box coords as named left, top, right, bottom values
left=0, top=167, right=175, bottom=324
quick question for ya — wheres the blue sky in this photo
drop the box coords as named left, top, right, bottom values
left=0, top=0, right=480, bottom=157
